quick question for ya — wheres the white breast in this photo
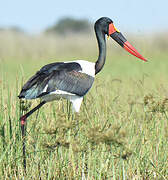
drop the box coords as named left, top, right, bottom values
left=65, top=60, right=95, bottom=77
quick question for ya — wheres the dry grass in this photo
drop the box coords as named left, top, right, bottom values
left=0, top=31, right=168, bottom=179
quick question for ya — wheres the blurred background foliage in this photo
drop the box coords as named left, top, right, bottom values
left=0, top=16, right=168, bottom=87
left=0, top=17, right=167, bottom=61
left=45, top=17, right=91, bottom=35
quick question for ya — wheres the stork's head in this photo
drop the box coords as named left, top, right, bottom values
left=95, top=17, right=147, bottom=62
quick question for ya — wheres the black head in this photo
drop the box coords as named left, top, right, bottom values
left=94, top=17, right=147, bottom=62
left=94, top=17, right=113, bottom=35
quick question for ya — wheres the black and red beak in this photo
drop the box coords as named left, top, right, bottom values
left=108, top=23, right=147, bottom=62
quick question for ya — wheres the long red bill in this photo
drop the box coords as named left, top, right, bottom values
left=124, top=41, right=147, bottom=62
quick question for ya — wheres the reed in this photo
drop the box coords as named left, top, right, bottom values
left=0, top=31, right=167, bottom=179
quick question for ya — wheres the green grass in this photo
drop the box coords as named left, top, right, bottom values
left=0, top=32, right=168, bottom=179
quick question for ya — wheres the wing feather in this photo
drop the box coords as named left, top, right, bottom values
left=18, top=62, right=94, bottom=99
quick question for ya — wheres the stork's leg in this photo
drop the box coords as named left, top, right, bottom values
left=20, top=101, right=46, bottom=171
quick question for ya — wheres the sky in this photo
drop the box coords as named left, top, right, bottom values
left=0, top=0, right=168, bottom=33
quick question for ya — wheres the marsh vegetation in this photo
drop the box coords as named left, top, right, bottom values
left=0, top=30, right=168, bottom=179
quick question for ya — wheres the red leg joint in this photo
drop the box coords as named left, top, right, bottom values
left=20, top=115, right=27, bottom=125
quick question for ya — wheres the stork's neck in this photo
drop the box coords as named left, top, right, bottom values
left=95, top=28, right=106, bottom=74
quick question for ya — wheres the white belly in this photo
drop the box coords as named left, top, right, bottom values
left=41, top=90, right=83, bottom=112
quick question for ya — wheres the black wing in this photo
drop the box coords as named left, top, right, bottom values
left=18, top=62, right=94, bottom=99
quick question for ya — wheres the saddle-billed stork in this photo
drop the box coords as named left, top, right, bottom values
left=19, top=17, right=147, bottom=121
left=18, top=17, right=146, bottom=169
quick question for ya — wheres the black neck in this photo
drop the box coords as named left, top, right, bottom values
left=95, top=28, right=106, bottom=75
